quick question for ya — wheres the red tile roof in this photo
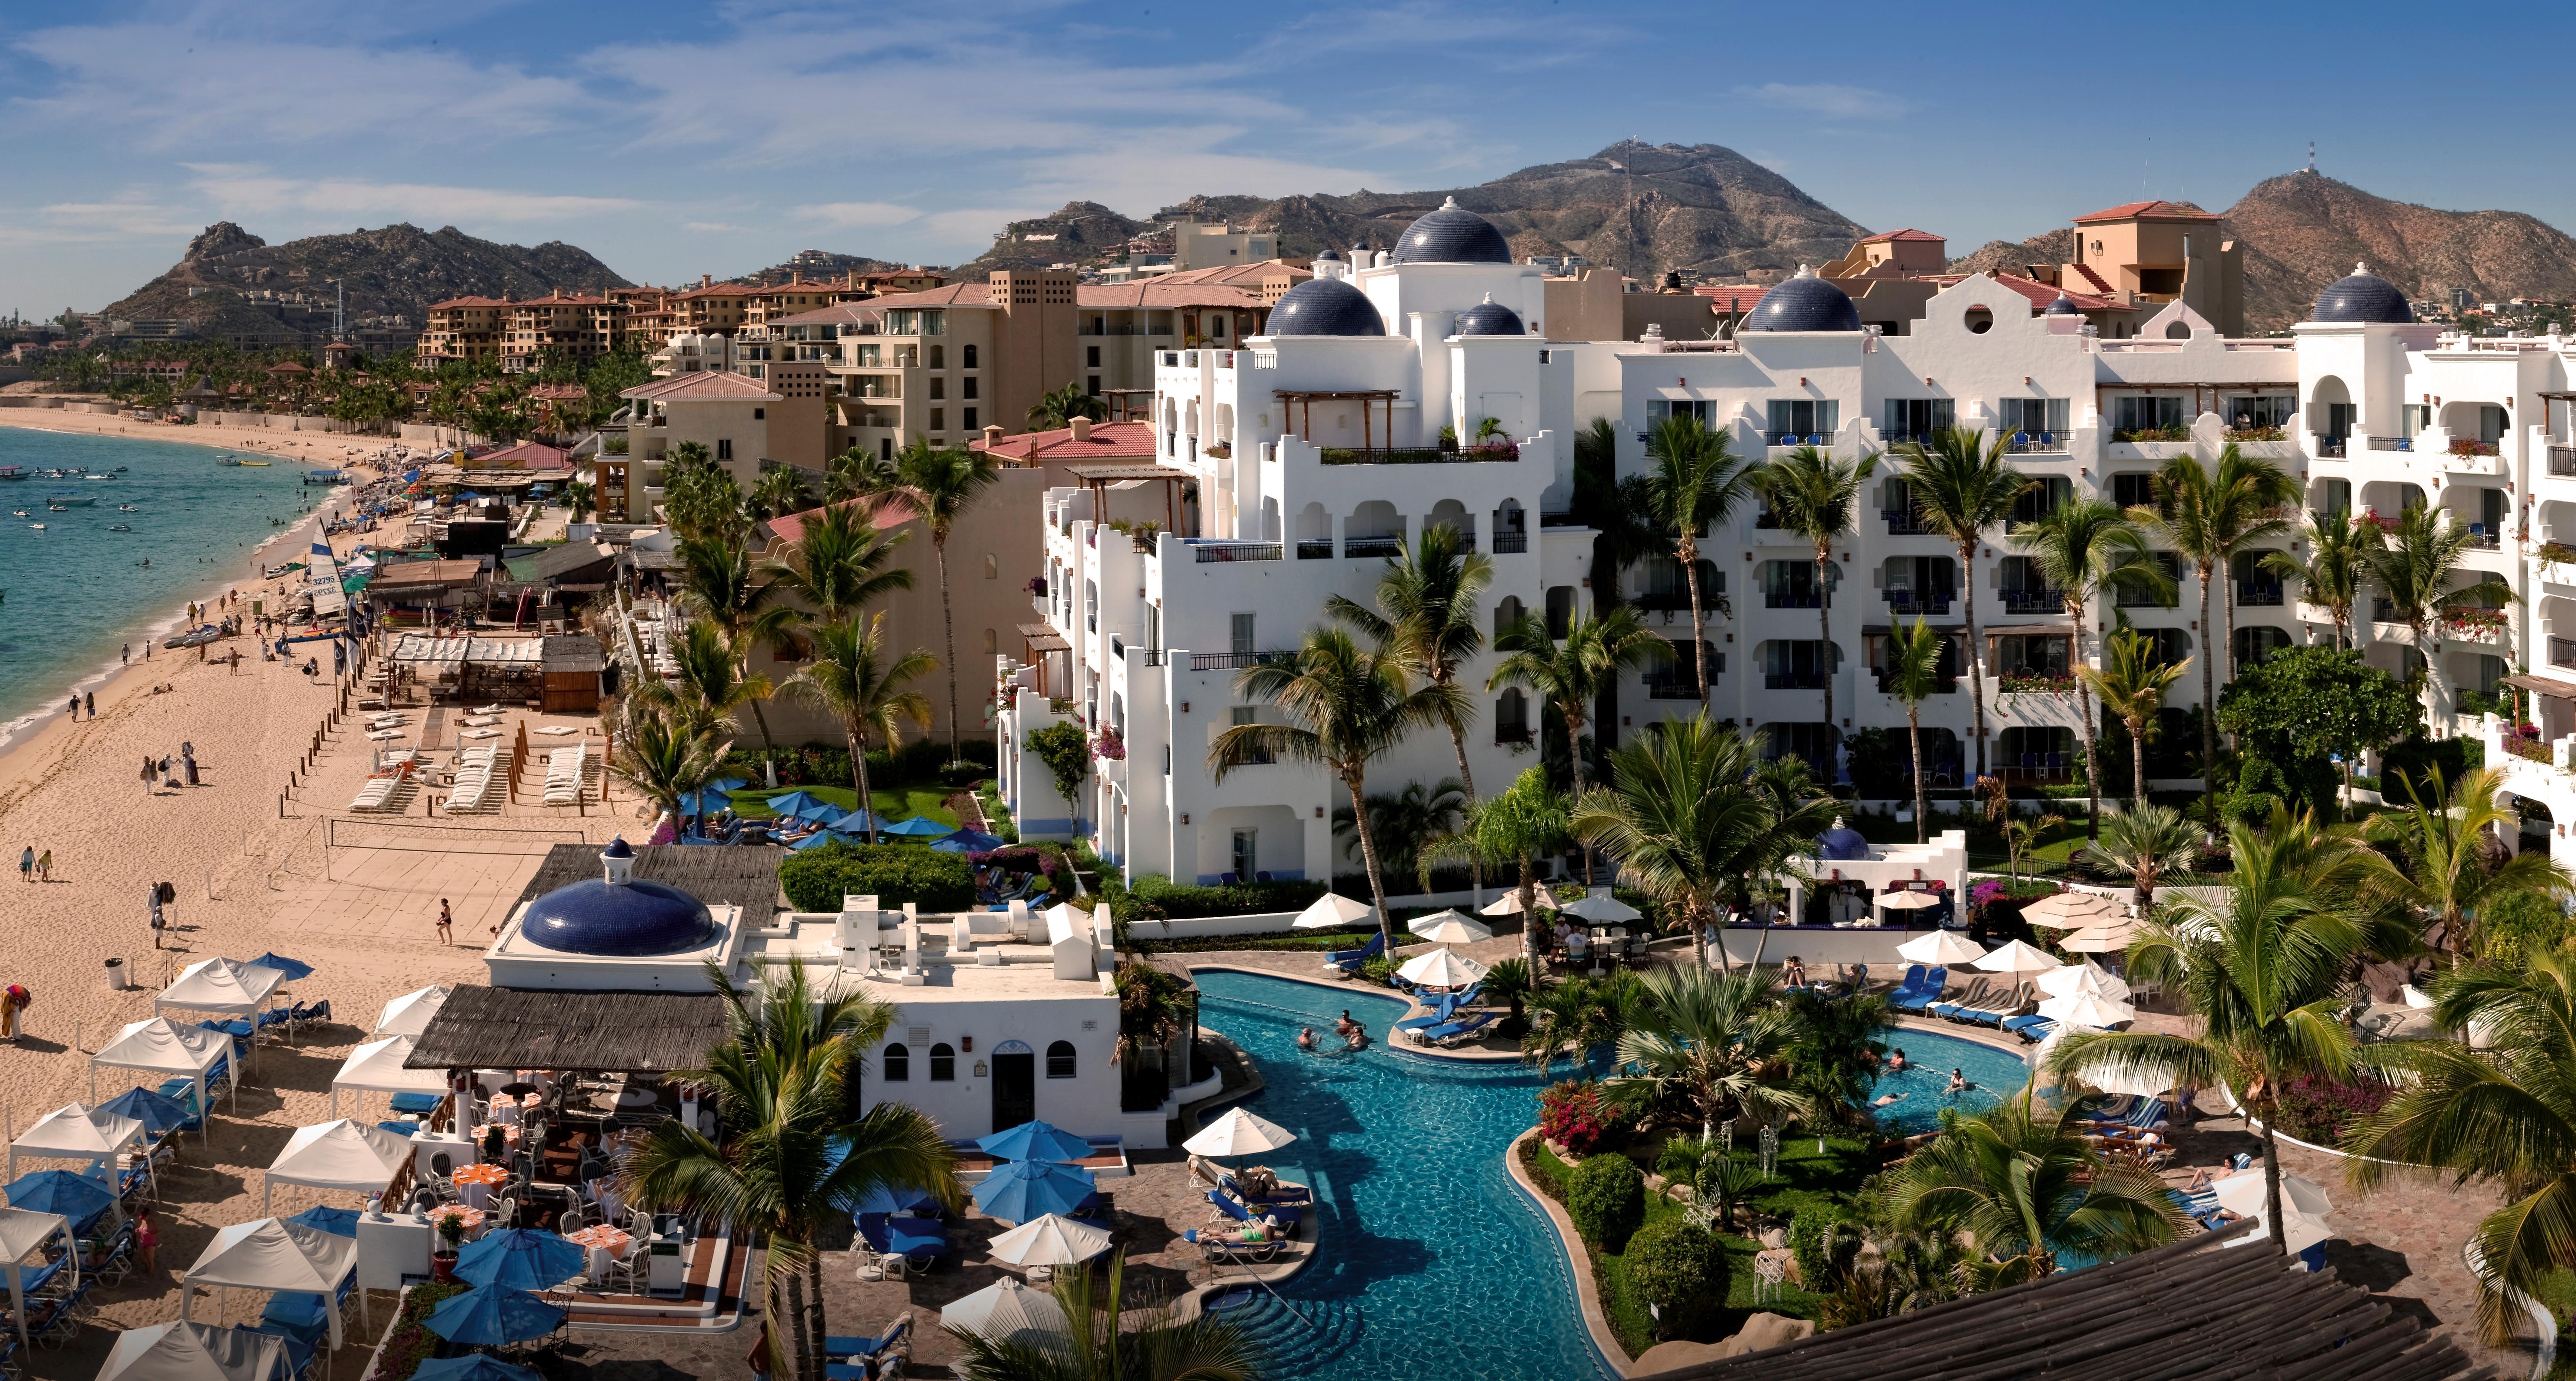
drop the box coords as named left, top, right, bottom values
left=764, top=303, right=880, bottom=329
left=1151, top=261, right=1313, bottom=288
left=428, top=296, right=511, bottom=309
left=477, top=441, right=574, bottom=470
left=972, top=421, right=1158, bottom=464
left=1856, top=228, right=1943, bottom=244
left=763, top=493, right=923, bottom=546
left=1693, top=286, right=1771, bottom=312
left=863, top=283, right=999, bottom=309
left=620, top=370, right=781, bottom=402
left=2074, top=200, right=2218, bottom=223
left=1075, top=283, right=1264, bottom=309
left=1934, top=273, right=2122, bottom=313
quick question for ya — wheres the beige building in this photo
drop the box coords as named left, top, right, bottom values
left=804, top=271, right=1082, bottom=461
left=421, top=291, right=633, bottom=369
left=615, top=370, right=781, bottom=515
left=419, top=297, right=511, bottom=364
left=1074, top=279, right=1270, bottom=400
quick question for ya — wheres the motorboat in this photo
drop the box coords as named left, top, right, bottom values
left=47, top=505, right=67, bottom=512
left=27, top=523, right=42, bottom=530
left=108, top=524, right=131, bottom=532
left=117, top=504, right=139, bottom=512
left=0, top=466, right=26, bottom=481
left=46, top=491, right=95, bottom=506
left=164, top=625, right=222, bottom=650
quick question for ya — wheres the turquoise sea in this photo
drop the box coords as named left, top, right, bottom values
left=0, top=426, right=339, bottom=749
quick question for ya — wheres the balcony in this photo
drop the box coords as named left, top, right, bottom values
left=1191, top=650, right=1293, bottom=671
left=1875, top=672, right=1956, bottom=695
left=1191, top=541, right=1282, bottom=564
left=2236, top=581, right=2287, bottom=607
left=1644, top=672, right=1704, bottom=700
left=1883, top=509, right=1937, bottom=536
left=1635, top=589, right=1696, bottom=612
left=2462, top=527, right=2502, bottom=550
left=1884, top=590, right=1953, bottom=616
left=2366, top=435, right=2414, bottom=452
left=1998, top=588, right=2060, bottom=615
left=2005, top=434, right=2068, bottom=454
left=1765, top=431, right=1829, bottom=447
left=1490, top=530, right=1529, bottom=554
left=1295, top=539, right=1334, bottom=560
left=2116, top=586, right=2175, bottom=609
left=2313, top=435, right=2348, bottom=458
left=1343, top=536, right=1404, bottom=560
left=1764, top=671, right=1828, bottom=690
left=2551, top=446, right=2576, bottom=477
left=1765, top=590, right=1822, bottom=609
left=2552, top=637, right=2576, bottom=670
left=1319, top=445, right=1517, bottom=466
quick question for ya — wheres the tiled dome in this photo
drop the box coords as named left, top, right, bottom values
left=1390, top=197, right=1512, bottom=265
left=1455, top=294, right=1525, bottom=336
left=1741, top=267, right=1862, bottom=333
left=520, top=839, right=720, bottom=956
left=2312, top=263, right=2414, bottom=323
left=1266, top=277, right=1387, bottom=336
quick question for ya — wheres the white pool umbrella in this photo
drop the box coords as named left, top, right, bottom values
left=1558, top=894, right=1641, bottom=923
left=1974, top=939, right=2063, bottom=977
left=2036, top=991, right=2137, bottom=1028
left=1293, top=893, right=1376, bottom=931
left=2035, top=961, right=2131, bottom=1002
left=1407, top=909, right=1493, bottom=945
left=2019, top=889, right=2122, bottom=931
left=985, top=1213, right=1113, bottom=1269
left=1877, top=889, right=1943, bottom=912
left=1896, top=931, right=1986, bottom=965
left=2220, top=1208, right=2333, bottom=1256
left=2056, top=920, right=2143, bottom=954
left=1396, top=948, right=1488, bottom=988
left=1480, top=884, right=1560, bottom=916
left=942, top=1276, right=1068, bottom=1342
left=1183, top=1108, right=1298, bottom=1159
left=2215, top=1170, right=2333, bottom=1218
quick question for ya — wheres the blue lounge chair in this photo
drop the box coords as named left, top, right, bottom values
left=1218, top=1174, right=1312, bottom=1208
left=2004, top=1015, right=2057, bottom=1043
left=1324, top=932, right=1385, bottom=976
left=389, top=1092, right=445, bottom=1116
left=1419, top=1012, right=1500, bottom=1048
left=823, top=1316, right=910, bottom=1376
left=1890, top=966, right=1949, bottom=1012
left=1208, top=1188, right=1300, bottom=1231
left=1892, top=963, right=1927, bottom=995
left=1391, top=1015, right=1445, bottom=1035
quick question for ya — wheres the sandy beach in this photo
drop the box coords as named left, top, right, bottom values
left=0, top=402, right=414, bottom=470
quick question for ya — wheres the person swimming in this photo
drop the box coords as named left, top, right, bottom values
left=1946, top=1069, right=1971, bottom=1094
left=1886, top=1049, right=1909, bottom=1072
left=1296, top=1027, right=1318, bottom=1051
left=1333, top=1010, right=1360, bottom=1037
left=1344, top=1026, right=1367, bottom=1051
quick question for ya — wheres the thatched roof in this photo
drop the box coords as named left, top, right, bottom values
left=404, top=986, right=730, bottom=1074
left=1641, top=1221, right=2488, bottom=1381
left=510, top=843, right=782, bottom=934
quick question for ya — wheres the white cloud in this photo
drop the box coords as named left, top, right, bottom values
left=797, top=202, right=924, bottom=230
left=1733, top=83, right=1903, bottom=119
left=187, top=170, right=637, bottom=225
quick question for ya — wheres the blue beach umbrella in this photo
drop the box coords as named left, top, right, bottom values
left=763, top=791, right=830, bottom=818
left=803, top=803, right=852, bottom=828
left=248, top=952, right=315, bottom=982
left=423, top=1283, right=566, bottom=1346
left=287, top=1206, right=361, bottom=1239
left=881, top=816, right=953, bottom=838
left=969, top=1158, right=1094, bottom=1224
left=977, top=1120, right=1095, bottom=1164
left=789, top=828, right=861, bottom=853
left=455, top=1229, right=586, bottom=1291
left=933, top=829, right=1005, bottom=853
left=411, top=1357, right=542, bottom=1381
left=708, top=776, right=750, bottom=793
left=3, top=1171, right=116, bottom=1232
left=851, top=1183, right=943, bottom=1217
left=97, top=1087, right=195, bottom=1138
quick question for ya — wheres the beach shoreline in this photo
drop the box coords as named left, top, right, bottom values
left=0, top=402, right=405, bottom=468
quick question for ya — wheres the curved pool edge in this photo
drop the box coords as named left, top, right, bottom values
left=1181, top=962, right=1525, bottom=1064
left=1503, top=1127, right=1639, bottom=1378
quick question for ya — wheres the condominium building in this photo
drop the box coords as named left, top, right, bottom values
left=790, top=272, right=1081, bottom=462
left=420, top=291, right=632, bottom=370
left=1075, top=280, right=1271, bottom=402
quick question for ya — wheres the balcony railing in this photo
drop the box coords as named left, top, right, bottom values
left=1644, top=673, right=1704, bottom=700
left=1191, top=650, right=1293, bottom=671
left=1490, top=530, right=1529, bottom=554
left=1998, top=588, right=2059, bottom=614
left=1343, top=536, right=1403, bottom=559
left=1765, top=431, right=1829, bottom=447
left=1885, top=590, right=1953, bottom=615
left=1636, top=590, right=1695, bottom=612
left=1764, top=671, right=1828, bottom=690
left=1295, top=539, right=1334, bottom=560
left=2551, top=445, right=2576, bottom=477
left=2314, top=435, right=2348, bottom=458
left=1883, top=509, right=1936, bottom=536
left=1765, top=591, right=1823, bottom=609
left=1191, top=541, right=1282, bottom=564
left=1495, top=724, right=1534, bottom=745
left=2552, top=636, right=2576, bottom=669
left=2463, top=527, right=2502, bottom=550
left=2005, top=434, right=2067, bottom=454
left=2367, top=435, right=2412, bottom=452
left=2116, top=587, right=2175, bottom=608
left=2236, top=581, right=2286, bottom=607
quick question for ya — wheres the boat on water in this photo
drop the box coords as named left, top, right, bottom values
left=27, top=523, right=42, bottom=530
left=46, top=505, right=67, bottom=512
left=117, top=504, right=138, bottom=512
left=0, top=466, right=27, bottom=482
left=108, top=524, right=131, bottom=532
left=237, top=460, right=271, bottom=467
left=46, top=492, right=96, bottom=506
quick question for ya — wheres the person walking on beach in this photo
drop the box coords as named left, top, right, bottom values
left=34, top=851, right=50, bottom=883
left=17, top=846, right=30, bottom=884
left=0, top=985, right=27, bottom=1042
left=66, top=692, right=78, bottom=722
left=84, top=690, right=94, bottom=718
left=436, top=899, right=453, bottom=945
left=148, top=882, right=166, bottom=948
left=122, top=644, right=130, bottom=667
left=141, top=755, right=157, bottom=795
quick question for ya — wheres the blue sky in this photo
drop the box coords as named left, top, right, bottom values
left=4, top=0, right=2570, bottom=318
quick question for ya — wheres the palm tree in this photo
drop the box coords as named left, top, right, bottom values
left=676, top=532, right=798, bottom=779
left=1880, top=1098, right=2182, bottom=1286
left=1882, top=617, right=1948, bottom=844
left=1611, top=965, right=1810, bottom=1142
left=1521, top=972, right=1635, bottom=1074
left=563, top=478, right=594, bottom=523
left=1332, top=779, right=1467, bottom=890
left=2265, top=506, right=2377, bottom=650
left=1570, top=714, right=1795, bottom=971
left=2076, top=626, right=2189, bottom=808
left=944, top=1249, right=1259, bottom=1381
left=1570, top=418, right=1662, bottom=609
left=748, top=465, right=815, bottom=522
left=1488, top=607, right=1667, bottom=800
left=2048, top=807, right=2387, bottom=1252
left=2128, top=447, right=2293, bottom=798
left=2075, top=802, right=2198, bottom=911
left=1025, top=381, right=1109, bottom=432
left=1639, top=415, right=1765, bottom=698
left=2013, top=498, right=2172, bottom=838
left=623, top=961, right=958, bottom=1381
left=823, top=445, right=898, bottom=504
left=666, top=617, right=774, bottom=741
left=1421, top=766, right=1573, bottom=971
left=2346, top=952, right=2576, bottom=1344
left=760, top=500, right=915, bottom=626
left=1782, top=988, right=1893, bottom=1130
left=1759, top=443, right=1880, bottom=749
left=2358, top=765, right=2575, bottom=955
left=1327, top=523, right=1494, bottom=803
left=1898, top=427, right=2031, bottom=780
left=2204, top=445, right=2300, bottom=681
left=882, top=436, right=1003, bottom=761
left=1209, top=628, right=1467, bottom=957
left=2360, top=502, right=2518, bottom=721
left=608, top=701, right=731, bottom=833
left=781, top=613, right=936, bottom=844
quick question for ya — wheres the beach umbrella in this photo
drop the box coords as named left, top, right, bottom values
left=2219, top=1208, right=2334, bottom=1256
left=2036, top=961, right=2132, bottom=1002
left=97, top=1087, right=195, bottom=1140
left=708, top=777, right=749, bottom=793
left=2019, top=889, right=2122, bottom=931
left=1182, top=1108, right=1297, bottom=1159
left=1396, top=947, right=1488, bottom=988
left=2035, top=990, right=2137, bottom=1028
left=1876, top=889, right=1943, bottom=914
left=789, top=828, right=867, bottom=853
left=1558, top=894, right=1641, bottom=923
left=2030, top=1025, right=2167, bottom=1096
left=287, top=1206, right=361, bottom=1238
left=851, top=1184, right=942, bottom=1217
left=424, top=1283, right=566, bottom=1346
left=2057, top=918, right=2144, bottom=954
left=970, top=1158, right=1095, bottom=1224
left=986, top=1213, right=1112, bottom=1269
left=763, top=791, right=830, bottom=818
left=882, top=815, right=954, bottom=838
left=3, top=1170, right=116, bottom=1229
left=1896, top=931, right=1986, bottom=965
left=977, top=1120, right=1094, bottom=1164
left=933, top=828, right=1006, bottom=853
left=2215, top=1170, right=2333, bottom=1218
left=411, top=1357, right=543, bottom=1381
left=1406, top=911, right=1494, bottom=946
left=456, top=1229, right=587, bottom=1291
left=247, top=952, right=315, bottom=982
left=1480, top=884, right=1561, bottom=916
left=942, top=1276, right=1068, bottom=1343
left=1974, top=938, right=2062, bottom=976
left=1292, top=893, right=1375, bottom=931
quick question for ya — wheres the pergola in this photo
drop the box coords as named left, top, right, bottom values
left=1100, top=389, right=1155, bottom=423
left=1017, top=623, right=1071, bottom=698
left=1273, top=389, right=1402, bottom=450
left=1063, top=462, right=1193, bottom=536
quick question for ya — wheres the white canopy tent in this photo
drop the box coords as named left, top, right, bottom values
left=1292, top=893, right=1375, bottom=931
left=182, top=1218, right=365, bottom=1348
left=90, top=1018, right=231, bottom=1122
left=261, top=1121, right=411, bottom=1214
left=97, top=1320, right=290, bottom=1381
left=327, top=1036, right=448, bottom=1119
left=8, top=1103, right=145, bottom=1186
left=372, top=986, right=450, bottom=1039
left=156, top=959, right=288, bottom=1017
left=0, top=1206, right=73, bottom=1354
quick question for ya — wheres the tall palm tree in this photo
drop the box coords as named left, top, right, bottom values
left=2201, top=445, right=2300, bottom=681
left=1421, top=766, right=1572, bottom=971
left=1522, top=972, right=1635, bottom=1075
left=1488, top=607, right=1667, bottom=800
left=2264, top=506, right=2378, bottom=651
left=883, top=436, right=1003, bottom=761
left=1882, top=617, right=1948, bottom=844
left=781, top=613, right=936, bottom=844
left=1571, top=418, right=1662, bottom=610
left=2013, top=498, right=2172, bottom=838
left=2048, top=807, right=2390, bottom=1252
left=945, top=1249, right=1259, bottom=1381
left=608, top=701, right=730, bottom=833
left=748, top=465, right=815, bottom=522
left=2347, top=952, right=2576, bottom=1344
left=676, top=532, right=798, bottom=778
left=623, top=961, right=958, bottom=1381
left=1898, top=427, right=2031, bottom=779
left=1332, top=778, right=1467, bottom=890
left=2360, top=502, right=2518, bottom=722
left=1209, top=628, right=1467, bottom=956
left=1759, top=443, right=1880, bottom=752
left=1639, top=415, right=1765, bottom=698
left=2358, top=765, right=2574, bottom=955
left=665, top=617, right=774, bottom=741
left=1782, top=988, right=1894, bottom=1131
left=1612, top=965, right=1810, bottom=1142
left=823, top=444, right=898, bottom=504
left=760, top=500, right=915, bottom=628
left=1881, top=1098, right=2182, bottom=1287
left=2075, top=803, right=2198, bottom=911
left=1327, top=522, right=1494, bottom=802
left=2076, top=626, right=2189, bottom=808
left=2128, top=447, right=2293, bottom=798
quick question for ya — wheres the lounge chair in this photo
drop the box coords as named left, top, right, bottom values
left=1208, top=1188, right=1300, bottom=1232
left=1420, top=1012, right=1500, bottom=1048
left=389, top=1091, right=444, bottom=1116
left=2003, top=1015, right=2056, bottom=1043
left=1927, top=979, right=1990, bottom=1021
left=1323, top=932, right=1385, bottom=977
left=1184, top=1225, right=1279, bottom=1264
left=1391, top=1014, right=1446, bottom=1036
left=824, top=1313, right=912, bottom=1375
left=1889, top=966, right=1949, bottom=1013
left=1892, top=963, right=1927, bottom=995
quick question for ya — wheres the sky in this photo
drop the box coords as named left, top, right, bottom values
left=4, top=0, right=2572, bottom=318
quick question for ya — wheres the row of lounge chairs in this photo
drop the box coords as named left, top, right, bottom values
left=348, top=758, right=416, bottom=812
left=1394, top=1010, right=1498, bottom=1048
left=446, top=745, right=507, bottom=812
left=543, top=743, right=589, bottom=806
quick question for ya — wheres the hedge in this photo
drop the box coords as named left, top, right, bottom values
left=1789, top=1202, right=1859, bottom=1289
left=1625, top=1217, right=1726, bottom=1327
left=1566, top=1152, right=1645, bottom=1252
left=779, top=841, right=975, bottom=912
left=724, top=738, right=996, bottom=791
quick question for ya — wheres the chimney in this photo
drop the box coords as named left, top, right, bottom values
left=983, top=424, right=1005, bottom=451
left=700, top=274, right=712, bottom=288
left=1070, top=416, right=1092, bottom=443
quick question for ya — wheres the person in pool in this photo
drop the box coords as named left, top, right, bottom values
left=1344, top=1026, right=1367, bottom=1051
left=1946, top=1069, right=1971, bottom=1094
left=1886, top=1048, right=1908, bottom=1072
left=1296, top=1027, right=1317, bottom=1051
left=1332, top=1011, right=1359, bottom=1037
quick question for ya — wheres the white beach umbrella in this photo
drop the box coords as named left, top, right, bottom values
left=985, top=1213, right=1113, bottom=1269
left=1877, top=889, right=1943, bottom=912
left=2035, top=991, right=2137, bottom=1028
left=1183, top=1108, right=1298, bottom=1159
left=942, top=1276, right=1069, bottom=1342
left=2214, top=1170, right=2333, bottom=1218
left=2018, top=889, right=2122, bottom=931
left=2035, top=961, right=2132, bottom=1002
left=1479, top=884, right=1561, bottom=917
left=2219, top=1208, right=2334, bottom=1257
left=1974, top=939, right=2062, bottom=976
left=1396, top=948, right=1488, bottom=988
left=373, top=985, right=450, bottom=1038
left=1558, top=894, right=1641, bottom=923
left=1896, top=931, right=1986, bottom=965
left=1406, top=911, right=1494, bottom=945
left=1293, top=893, right=1376, bottom=931
left=2056, top=920, right=2143, bottom=954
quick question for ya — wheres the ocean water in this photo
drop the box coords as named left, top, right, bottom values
left=0, top=426, right=335, bottom=748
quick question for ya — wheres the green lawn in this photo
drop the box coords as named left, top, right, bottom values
left=725, top=784, right=958, bottom=828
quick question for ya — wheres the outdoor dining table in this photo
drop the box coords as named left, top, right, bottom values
left=563, top=1224, right=633, bottom=1282
left=428, top=1204, right=487, bottom=1238
left=452, top=1162, right=511, bottom=1208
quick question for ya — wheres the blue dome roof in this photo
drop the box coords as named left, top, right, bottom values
left=2313, top=264, right=2413, bottom=324
left=1817, top=823, right=1870, bottom=861
left=1390, top=197, right=1512, bottom=265
left=1742, top=269, right=1862, bottom=333
left=521, top=876, right=720, bottom=957
left=1266, top=277, right=1386, bottom=336
left=2044, top=294, right=2082, bottom=316
left=1455, top=296, right=1524, bottom=336
left=602, top=836, right=634, bottom=859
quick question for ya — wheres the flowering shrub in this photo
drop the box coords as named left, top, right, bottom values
left=2448, top=437, right=2500, bottom=458
left=1090, top=730, right=1126, bottom=762
left=2506, top=734, right=2553, bottom=765
left=367, top=1281, right=466, bottom=1381
left=1997, top=673, right=2075, bottom=695
left=2353, top=509, right=2393, bottom=537
left=2112, top=425, right=2193, bottom=443
left=2269, top=1072, right=2395, bottom=1148
left=1025, top=575, right=1048, bottom=596
left=1968, top=879, right=2008, bottom=909
left=1539, top=1079, right=1612, bottom=1156
left=2439, top=606, right=2509, bottom=635
left=2225, top=426, right=2287, bottom=442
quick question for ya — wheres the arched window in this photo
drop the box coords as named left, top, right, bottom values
left=882, top=1043, right=910, bottom=1081
left=1046, top=1041, right=1077, bottom=1078
left=929, top=1043, right=956, bottom=1081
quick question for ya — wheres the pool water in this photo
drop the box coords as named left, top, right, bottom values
left=1862, top=1028, right=2036, bottom=1135
left=1190, top=970, right=1621, bottom=1381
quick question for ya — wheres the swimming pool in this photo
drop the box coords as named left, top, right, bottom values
left=1863, top=1027, right=2036, bottom=1135
left=1189, top=969, right=1622, bottom=1381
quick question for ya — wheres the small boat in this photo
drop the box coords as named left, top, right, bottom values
left=108, top=524, right=131, bottom=532
left=164, top=625, right=221, bottom=650
left=112, top=467, right=127, bottom=473
left=117, top=504, right=138, bottom=512
left=0, top=466, right=26, bottom=482
left=237, top=460, right=270, bottom=467
left=46, top=492, right=95, bottom=506
left=27, top=523, right=42, bottom=530
left=47, top=505, right=67, bottom=512
left=219, top=459, right=242, bottom=467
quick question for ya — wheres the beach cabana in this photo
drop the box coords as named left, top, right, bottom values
left=181, top=1218, right=364, bottom=1349
left=0, top=1205, right=73, bottom=1354
left=97, top=1088, right=197, bottom=1144
left=328, top=1036, right=447, bottom=1119
left=373, top=985, right=450, bottom=1039
left=90, top=1018, right=231, bottom=1120
left=8, top=1104, right=144, bottom=1185
left=261, top=1121, right=410, bottom=1214
left=97, top=1321, right=291, bottom=1381
left=156, top=958, right=288, bottom=1025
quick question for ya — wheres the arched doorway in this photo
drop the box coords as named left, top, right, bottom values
left=990, top=1039, right=1036, bottom=1130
